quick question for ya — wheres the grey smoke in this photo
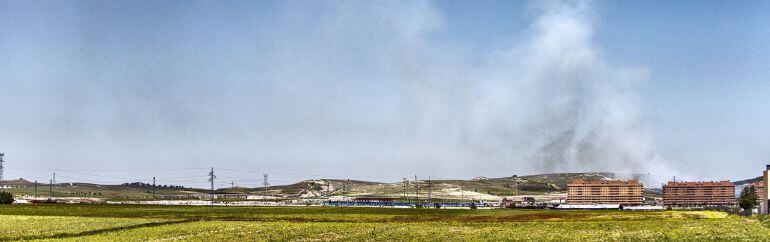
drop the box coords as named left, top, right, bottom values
left=368, top=1, right=671, bottom=178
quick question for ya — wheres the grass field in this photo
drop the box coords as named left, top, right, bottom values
left=1, top=205, right=769, bottom=241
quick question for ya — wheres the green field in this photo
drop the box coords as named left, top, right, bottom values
left=1, top=205, right=769, bottom=241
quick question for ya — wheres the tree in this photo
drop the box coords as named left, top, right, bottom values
left=739, top=186, right=759, bottom=210
left=0, top=191, right=14, bottom=205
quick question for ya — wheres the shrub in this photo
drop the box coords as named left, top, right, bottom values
left=469, top=203, right=477, bottom=209
left=0, top=191, right=14, bottom=204
left=434, top=203, right=441, bottom=209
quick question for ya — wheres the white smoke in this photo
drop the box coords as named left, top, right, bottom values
left=251, top=0, right=678, bottom=184
left=0, top=0, right=682, bottom=186
left=471, top=1, right=656, bottom=173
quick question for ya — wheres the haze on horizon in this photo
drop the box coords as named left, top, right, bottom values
left=1, top=0, right=769, bottom=188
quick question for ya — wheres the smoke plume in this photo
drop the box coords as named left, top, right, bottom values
left=0, top=0, right=679, bottom=185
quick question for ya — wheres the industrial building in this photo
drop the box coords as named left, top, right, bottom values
left=567, top=180, right=643, bottom=205
left=662, top=181, right=735, bottom=207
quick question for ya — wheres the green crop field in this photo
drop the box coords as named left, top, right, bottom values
left=1, top=205, right=769, bottom=241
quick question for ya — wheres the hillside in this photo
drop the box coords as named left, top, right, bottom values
left=1, top=172, right=646, bottom=201
left=734, top=176, right=762, bottom=186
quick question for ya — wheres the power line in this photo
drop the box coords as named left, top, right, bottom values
left=6, top=160, right=479, bottom=191
left=8, top=161, right=411, bottom=186
left=8, top=164, right=141, bottom=182
left=11, top=164, right=391, bottom=187
left=4, top=161, right=208, bottom=172
left=8, top=160, right=414, bottom=182
left=217, top=167, right=404, bottom=181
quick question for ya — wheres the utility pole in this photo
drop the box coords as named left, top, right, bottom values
left=51, top=171, right=56, bottom=198
left=402, top=178, right=408, bottom=203
left=34, top=180, right=38, bottom=197
left=414, top=175, right=419, bottom=205
left=48, top=178, right=53, bottom=200
left=0, top=153, right=5, bottom=189
left=514, top=183, right=518, bottom=195
left=262, top=174, right=269, bottom=201
left=208, top=168, right=216, bottom=204
left=152, top=177, right=156, bottom=200
left=428, top=176, right=432, bottom=206
left=326, top=180, right=331, bottom=198
left=461, top=181, right=465, bottom=204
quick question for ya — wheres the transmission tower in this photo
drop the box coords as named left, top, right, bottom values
left=152, top=177, right=156, bottom=200
left=414, top=175, right=419, bottom=206
left=208, top=168, right=216, bottom=204
left=262, top=174, right=269, bottom=201
left=402, top=178, right=408, bottom=203
left=428, top=176, right=433, bottom=206
left=0, top=153, right=5, bottom=188
left=48, top=171, right=56, bottom=200
left=343, top=178, right=350, bottom=194
left=48, top=178, right=53, bottom=200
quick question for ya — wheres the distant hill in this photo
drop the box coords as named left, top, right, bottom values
left=254, top=172, right=617, bottom=198
left=734, top=176, right=762, bottom=186
left=2, top=172, right=645, bottom=201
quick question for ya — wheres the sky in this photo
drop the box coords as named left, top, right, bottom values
left=1, top=0, right=769, bottom=188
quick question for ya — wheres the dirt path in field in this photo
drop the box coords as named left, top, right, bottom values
left=14, top=220, right=195, bottom=241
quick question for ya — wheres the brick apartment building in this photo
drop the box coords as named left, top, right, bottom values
left=662, top=181, right=735, bottom=207
left=567, top=180, right=644, bottom=205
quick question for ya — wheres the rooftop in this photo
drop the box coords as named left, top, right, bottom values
left=664, top=181, right=733, bottom=187
left=568, top=179, right=642, bottom=186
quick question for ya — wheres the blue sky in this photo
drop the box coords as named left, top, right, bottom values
left=1, top=0, right=769, bottom=187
